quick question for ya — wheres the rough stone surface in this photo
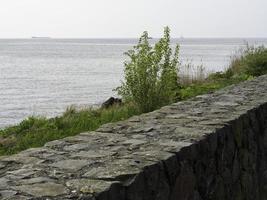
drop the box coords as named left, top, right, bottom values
left=0, top=75, right=267, bottom=199
left=14, top=183, right=67, bottom=197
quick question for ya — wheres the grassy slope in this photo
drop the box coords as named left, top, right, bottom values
left=179, top=75, right=250, bottom=100
left=0, top=104, right=140, bottom=155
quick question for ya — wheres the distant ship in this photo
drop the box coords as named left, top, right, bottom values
left=31, top=37, right=51, bottom=39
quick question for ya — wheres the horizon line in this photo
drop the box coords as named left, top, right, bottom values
left=0, top=36, right=267, bottom=40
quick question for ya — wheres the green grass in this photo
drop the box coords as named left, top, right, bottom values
left=179, top=73, right=251, bottom=100
left=0, top=103, right=140, bottom=155
left=0, top=45, right=266, bottom=156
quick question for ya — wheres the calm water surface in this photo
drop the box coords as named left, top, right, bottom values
left=0, top=38, right=267, bottom=128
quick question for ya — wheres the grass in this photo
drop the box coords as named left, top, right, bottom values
left=179, top=62, right=206, bottom=85
left=179, top=44, right=267, bottom=100
left=0, top=45, right=266, bottom=156
left=0, top=103, right=140, bottom=155
left=179, top=72, right=251, bottom=100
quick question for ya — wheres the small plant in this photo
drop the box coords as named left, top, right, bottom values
left=116, top=27, right=180, bottom=113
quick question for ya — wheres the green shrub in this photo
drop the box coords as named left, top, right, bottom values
left=116, top=27, right=180, bottom=113
left=242, top=46, right=267, bottom=76
left=226, top=45, right=267, bottom=77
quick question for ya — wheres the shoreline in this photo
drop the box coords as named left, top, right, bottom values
left=0, top=43, right=266, bottom=156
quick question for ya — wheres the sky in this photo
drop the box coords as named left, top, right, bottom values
left=0, top=0, right=266, bottom=38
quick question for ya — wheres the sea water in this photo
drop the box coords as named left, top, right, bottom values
left=0, top=38, right=267, bottom=128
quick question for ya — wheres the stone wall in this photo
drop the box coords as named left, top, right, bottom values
left=0, top=75, right=267, bottom=200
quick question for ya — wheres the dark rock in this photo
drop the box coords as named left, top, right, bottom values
left=101, top=97, right=122, bottom=109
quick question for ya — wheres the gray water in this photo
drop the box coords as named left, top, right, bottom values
left=1, top=38, right=267, bottom=128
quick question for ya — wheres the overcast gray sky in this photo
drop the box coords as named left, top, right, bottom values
left=0, top=0, right=266, bottom=38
